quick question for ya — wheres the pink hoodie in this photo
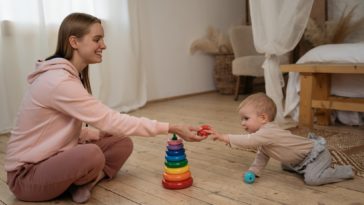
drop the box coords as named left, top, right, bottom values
left=5, top=58, right=169, bottom=171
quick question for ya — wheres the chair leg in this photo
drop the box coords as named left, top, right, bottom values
left=243, top=76, right=254, bottom=94
left=234, top=76, right=241, bottom=101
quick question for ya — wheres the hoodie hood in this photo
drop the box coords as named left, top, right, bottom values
left=27, top=58, right=79, bottom=84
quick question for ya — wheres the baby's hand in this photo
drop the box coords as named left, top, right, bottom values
left=196, top=125, right=229, bottom=144
left=211, top=132, right=229, bottom=144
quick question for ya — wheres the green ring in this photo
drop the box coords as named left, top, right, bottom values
left=165, top=159, right=188, bottom=168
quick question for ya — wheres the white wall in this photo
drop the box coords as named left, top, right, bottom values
left=139, top=0, right=245, bottom=101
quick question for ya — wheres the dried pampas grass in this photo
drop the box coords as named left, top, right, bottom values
left=331, top=5, right=364, bottom=43
left=304, top=4, right=364, bottom=47
left=190, top=26, right=232, bottom=55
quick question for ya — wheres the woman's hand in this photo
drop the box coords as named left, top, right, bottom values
left=168, top=124, right=207, bottom=142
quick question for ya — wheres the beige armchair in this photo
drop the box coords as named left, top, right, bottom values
left=229, top=25, right=290, bottom=100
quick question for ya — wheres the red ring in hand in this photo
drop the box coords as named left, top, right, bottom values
left=197, top=124, right=211, bottom=136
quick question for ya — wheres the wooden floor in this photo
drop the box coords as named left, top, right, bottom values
left=1, top=92, right=364, bottom=205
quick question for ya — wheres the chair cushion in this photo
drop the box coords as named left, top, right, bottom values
left=232, top=55, right=265, bottom=76
left=232, top=53, right=291, bottom=76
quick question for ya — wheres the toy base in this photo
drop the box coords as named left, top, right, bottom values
left=162, top=177, right=193, bottom=189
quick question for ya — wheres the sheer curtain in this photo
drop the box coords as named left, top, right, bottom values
left=249, top=0, right=313, bottom=128
left=0, top=0, right=144, bottom=133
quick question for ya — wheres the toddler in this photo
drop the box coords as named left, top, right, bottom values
left=211, top=92, right=354, bottom=185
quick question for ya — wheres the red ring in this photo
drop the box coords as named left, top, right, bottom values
left=201, top=125, right=211, bottom=129
left=162, top=177, right=193, bottom=189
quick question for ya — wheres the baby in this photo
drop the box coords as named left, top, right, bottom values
left=210, top=92, right=354, bottom=185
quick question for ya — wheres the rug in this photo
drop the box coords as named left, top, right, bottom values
left=289, top=126, right=364, bottom=177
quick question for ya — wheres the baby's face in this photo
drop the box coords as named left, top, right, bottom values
left=239, top=105, right=266, bottom=133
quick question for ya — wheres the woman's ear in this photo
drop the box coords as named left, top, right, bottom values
left=69, top=36, right=78, bottom=49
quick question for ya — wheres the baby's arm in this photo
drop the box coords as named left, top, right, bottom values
left=210, top=129, right=230, bottom=144
left=248, top=150, right=270, bottom=176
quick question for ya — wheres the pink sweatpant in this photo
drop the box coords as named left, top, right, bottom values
left=7, top=136, right=133, bottom=201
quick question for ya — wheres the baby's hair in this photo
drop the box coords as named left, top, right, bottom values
left=238, top=92, right=277, bottom=121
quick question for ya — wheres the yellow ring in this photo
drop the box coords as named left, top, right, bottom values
left=164, top=165, right=189, bottom=175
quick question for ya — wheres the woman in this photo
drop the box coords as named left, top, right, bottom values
left=5, top=12, right=206, bottom=203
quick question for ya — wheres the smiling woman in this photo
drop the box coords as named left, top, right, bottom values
left=0, top=0, right=143, bottom=133
left=4, top=12, right=207, bottom=203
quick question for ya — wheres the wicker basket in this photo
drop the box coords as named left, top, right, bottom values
left=213, top=54, right=236, bottom=95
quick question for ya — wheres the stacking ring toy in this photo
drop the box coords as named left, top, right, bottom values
left=162, top=177, right=193, bottom=189
left=165, top=159, right=188, bottom=168
left=167, top=139, right=183, bottom=146
left=167, top=144, right=183, bottom=150
left=165, top=154, right=186, bottom=162
left=164, top=165, right=189, bottom=174
left=162, top=134, right=193, bottom=190
left=163, top=171, right=191, bottom=182
left=166, top=149, right=185, bottom=156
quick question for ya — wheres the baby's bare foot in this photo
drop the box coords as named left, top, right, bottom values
left=70, top=186, right=91, bottom=204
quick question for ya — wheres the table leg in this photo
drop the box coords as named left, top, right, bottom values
left=299, top=73, right=314, bottom=128
left=313, top=74, right=331, bottom=125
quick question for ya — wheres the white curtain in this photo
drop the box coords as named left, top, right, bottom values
left=249, top=0, right=313, bottom=128
left=0, top=0, right=144, bottom=133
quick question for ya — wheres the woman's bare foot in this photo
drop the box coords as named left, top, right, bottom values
left=70, top=171, right=106, bottom=203
left=71, top=187, right=91, bottom=203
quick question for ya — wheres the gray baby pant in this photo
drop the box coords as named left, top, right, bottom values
left=283, top=133, right=353, bottom=186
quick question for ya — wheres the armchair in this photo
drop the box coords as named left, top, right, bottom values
left=229, top=25, right=290, bottom=100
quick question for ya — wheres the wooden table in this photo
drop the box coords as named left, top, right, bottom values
left=281, top=63, right=364, bottom=128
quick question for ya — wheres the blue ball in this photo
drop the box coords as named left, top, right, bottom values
left=243, top=171, right=255, bottom=184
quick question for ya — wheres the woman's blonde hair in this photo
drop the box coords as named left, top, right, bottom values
left=47, top=12, right=101, bottom=94
left=238, top=92, right=277, bottom=121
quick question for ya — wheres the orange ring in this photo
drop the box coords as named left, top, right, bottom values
left=163, top=171, right=191, bottom=182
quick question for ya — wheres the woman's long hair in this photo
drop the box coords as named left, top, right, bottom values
left=47, top=12, right=101, bottom=94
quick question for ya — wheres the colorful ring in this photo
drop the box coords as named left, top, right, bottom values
left=167, top=144, right=183, bottom=150
left=166, top=149, right=185, bottom=156
left=162, top=177, right=193, bottom=189
left=167, top=139, right=183, bottom=146
left=165, top=154, right=186, bottom=162
left=201, top=125, right=211, bottom=129
left=163, top=171, right=191, bottom=182
left=164, top=165, right=189, bottom=174
left=165, top=159, right=188, bottom=168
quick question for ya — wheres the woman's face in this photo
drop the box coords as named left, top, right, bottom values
left=73, top=23, right=106, bottom=65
